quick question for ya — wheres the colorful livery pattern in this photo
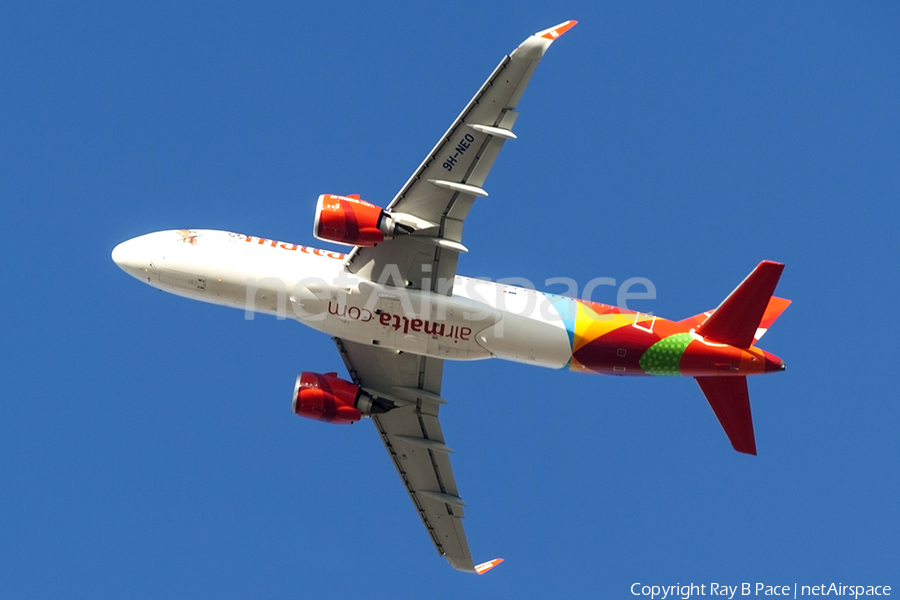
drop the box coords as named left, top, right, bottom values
left=563, top=295, right=786, bottom=377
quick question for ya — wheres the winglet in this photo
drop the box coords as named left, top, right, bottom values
left=474, top=558, right=504, bottom=575
left=537, top=20, right=577, bottom=40
left=515, top=21, right=578, bottom=60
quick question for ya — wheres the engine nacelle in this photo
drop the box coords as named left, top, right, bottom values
left=292, top=371, right=394, bottom=424
left=313, top=194, right=395, bottom=246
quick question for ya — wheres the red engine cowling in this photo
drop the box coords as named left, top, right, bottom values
left=292, top=371, right=363, bottom=424
left=313, top=194, right=390, bottom=246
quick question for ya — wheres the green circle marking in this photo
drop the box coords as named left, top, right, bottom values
left=639, top=333, right=693, bottom=376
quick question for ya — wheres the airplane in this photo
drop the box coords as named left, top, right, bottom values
left=111, top=21, right=789, bottom=574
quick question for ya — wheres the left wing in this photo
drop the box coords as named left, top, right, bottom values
left=333, top=337, right=499, bottom=573
left=344, top=21, right=577, bottom=293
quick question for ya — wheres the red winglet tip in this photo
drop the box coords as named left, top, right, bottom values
left=474, top=558, right=504, bottom=574
left=541, top=20, right=577, bottom=40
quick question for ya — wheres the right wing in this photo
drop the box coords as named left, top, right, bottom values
left=333, top=337, right=499, bottom=573
left=344, top=21, right=577, bottom=292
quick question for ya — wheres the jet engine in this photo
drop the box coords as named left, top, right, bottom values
left=292, top=371, right=394, bottom=424
left=313, top=194, right=400, bottom=246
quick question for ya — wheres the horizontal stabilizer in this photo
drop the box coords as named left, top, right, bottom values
left=696, top=261, right=785, bottom=348
left=695, top=376, right=756, bottom=455
left=678, top=295, right=791, bottom=340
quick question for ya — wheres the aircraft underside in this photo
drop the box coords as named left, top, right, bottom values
left=112, top=20, right=788, bottom=573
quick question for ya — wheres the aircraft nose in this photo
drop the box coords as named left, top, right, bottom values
left=111, top=233, right=163, bottom=276
left=112, top=237, right=151, bottom=272
left=111, top=240, right=133, bottom=270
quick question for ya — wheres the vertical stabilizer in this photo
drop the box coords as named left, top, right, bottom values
left=696, top=376, right=756, bottom=455
left=696, top=261, right=785, bottom=348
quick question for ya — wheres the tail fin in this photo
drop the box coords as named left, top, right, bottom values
left=696, top=376, right=756, bottom=455
left=755, top=296, right=791, bottom=342
left=696, top=261, right=785, bottom=348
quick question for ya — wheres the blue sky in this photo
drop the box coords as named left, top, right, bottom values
left=2, top=2, right=898, bottom=598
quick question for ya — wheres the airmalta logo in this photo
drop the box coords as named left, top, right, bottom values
left=241, top=235, right=345, bottom=260
left=325, top=302, right=472, bottom=341
left=378, top=310, right=472, bottom=341
left=177, top=230, right=198, bottom=245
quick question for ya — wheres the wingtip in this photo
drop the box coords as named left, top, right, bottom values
left=474, top=558, right=504, bottom=574
left=539, top=20, right=577, bottom=40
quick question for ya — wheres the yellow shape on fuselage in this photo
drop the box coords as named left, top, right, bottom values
left=573, top=301, right=636, bottom=353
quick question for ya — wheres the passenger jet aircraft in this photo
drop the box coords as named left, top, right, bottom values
left=112, top=21, right=789, bottom=574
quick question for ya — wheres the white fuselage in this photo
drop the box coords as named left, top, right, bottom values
left=112, top=229, right=575, bottom=369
